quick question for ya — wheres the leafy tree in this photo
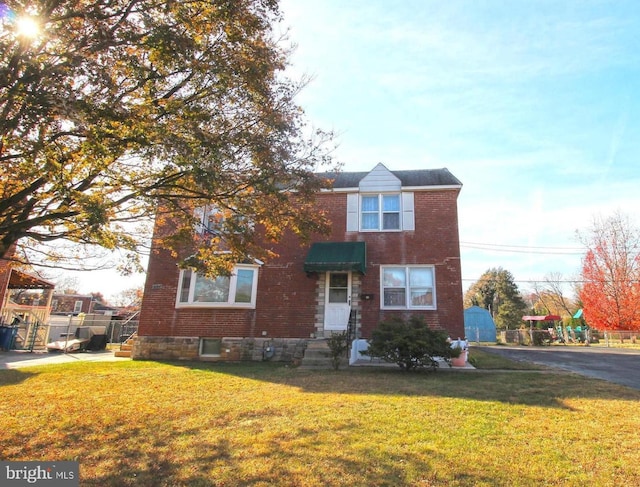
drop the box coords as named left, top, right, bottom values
left=530, top=272, right=578, bottom=318
left=493, top=300, right=524, bottom=331
left=111, top=286, right=143, bottom=308
left=52, top=275, right=80, bottom=294
left=362, top=315, right=456, bottom=371
left=0, top=0, right=336, bottom=276
left=464, top=267, right=526, bottom=330
left=578, top=212, right=640, bottom=331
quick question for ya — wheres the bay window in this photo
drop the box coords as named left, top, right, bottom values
left=177, top=265, right=258, bottom=308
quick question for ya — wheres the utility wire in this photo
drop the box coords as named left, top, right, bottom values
left=460, top=241, right=584, bottom=255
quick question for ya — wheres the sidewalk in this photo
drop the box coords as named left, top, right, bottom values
left=350, top=357, right=475, bottom=369
left=0, top=350, right=130, bottom=369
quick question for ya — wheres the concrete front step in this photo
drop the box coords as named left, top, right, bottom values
left=299, top=339, right=349, bottom=369
left=113, top=341, right=135, bottom=358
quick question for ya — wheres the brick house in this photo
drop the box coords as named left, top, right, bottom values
left=51, top=294, right=97, bottom=315
left=135, top=163, right=465, bottom=363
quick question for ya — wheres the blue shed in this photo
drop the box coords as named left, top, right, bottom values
left=464, top=306, right=497, bottom=342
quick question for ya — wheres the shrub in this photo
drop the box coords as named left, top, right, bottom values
left=362, top=315, right=455, bottom=371
left=532, top=329, right=552, bottom=346
left=326, top=331, right=349, bottom=370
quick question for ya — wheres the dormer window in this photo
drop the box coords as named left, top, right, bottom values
left=361, top=194, right=400, bottom=231
left=347, top=192, right=414, bottom=232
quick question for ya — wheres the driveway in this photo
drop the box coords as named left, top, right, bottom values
left=477, top=345, right=640, bottom=390
left=0, top=350, right=130, bottom=369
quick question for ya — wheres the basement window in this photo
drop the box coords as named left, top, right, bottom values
left=200, top=338, right=222, bottom=357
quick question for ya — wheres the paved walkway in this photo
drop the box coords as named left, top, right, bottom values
left=0, top=350, right=130, bottom=369
left=1, top=350, right=474, bottom=371
left=350, top=357, right=474, bottom=369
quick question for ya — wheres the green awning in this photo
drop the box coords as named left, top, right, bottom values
left=303, top=242, right=366, bottom=274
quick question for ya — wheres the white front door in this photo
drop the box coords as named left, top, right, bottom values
left=324, top=272, right=351, bottom=331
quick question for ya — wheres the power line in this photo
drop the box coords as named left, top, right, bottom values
left=461, top=277, right=581, bottom=284
left=460, top=241, right=584, bottom=255
left=462, top=241, right=583, bottom=250
left=462, top=277, right=640, bottom=285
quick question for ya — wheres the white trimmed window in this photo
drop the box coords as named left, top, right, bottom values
left=361, top=194, right=400, bottom=230
left=194, top=204, right=218, bottom=235
left=347, top=192, right=414, bottom=232
left=381, top=266, right=436, bottom=309
left=176, top=265, right=258, bottom=308
left=193, top=204, right=252, bottom=236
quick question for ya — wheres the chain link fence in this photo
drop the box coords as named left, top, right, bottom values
left=499, top=328, right=640, bottom=346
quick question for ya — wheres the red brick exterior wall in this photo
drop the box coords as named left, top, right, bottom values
left=357, top=190, right=464, bottom=337
left=137, top=187, right=465, bottom=355
left=51, top=295, right=95, bottom=314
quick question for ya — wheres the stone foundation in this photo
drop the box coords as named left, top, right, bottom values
left=133, top=335, right=308, bottom=364
left=132, top=336, right=200, bottom=361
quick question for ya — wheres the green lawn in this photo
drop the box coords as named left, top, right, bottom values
left=1, top=352, right=639, bottom=486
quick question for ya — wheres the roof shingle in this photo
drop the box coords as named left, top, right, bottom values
left=318, top=167, right=462, bottom=189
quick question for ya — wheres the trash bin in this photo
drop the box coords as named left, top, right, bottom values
left=0, top=326, right=17, bottom=351
left=0, top=326, right=8, bottom=350
left=8, top=327, right=17, bottom=350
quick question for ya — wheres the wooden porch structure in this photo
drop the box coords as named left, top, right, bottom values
left=1, top=269, right=55, bottom=351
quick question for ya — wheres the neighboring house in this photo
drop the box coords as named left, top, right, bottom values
left=62, top=299, right=133, bottom=318
left=135, top=163, right=465, bottom=362
left=51, top=294, right=97, bottom=315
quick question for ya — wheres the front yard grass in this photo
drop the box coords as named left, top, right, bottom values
left=467, top=347, right=549, bottom=370
left=1, top=356, right=639, bottom=486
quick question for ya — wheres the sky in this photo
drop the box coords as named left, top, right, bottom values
left=64, top=0, right=640, bottom=302
left=277, top=0, right=640, bottom=295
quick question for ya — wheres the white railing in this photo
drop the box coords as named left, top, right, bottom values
left=1, top=303, right=53, bottom=350
left=2, top=304, right=51, bottom=327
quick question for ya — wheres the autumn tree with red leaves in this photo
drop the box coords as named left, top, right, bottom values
left=579, top=213, right=640, bottom=331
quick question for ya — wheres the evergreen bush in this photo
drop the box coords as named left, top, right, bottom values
left=362, top=315, right=455, bottom=371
